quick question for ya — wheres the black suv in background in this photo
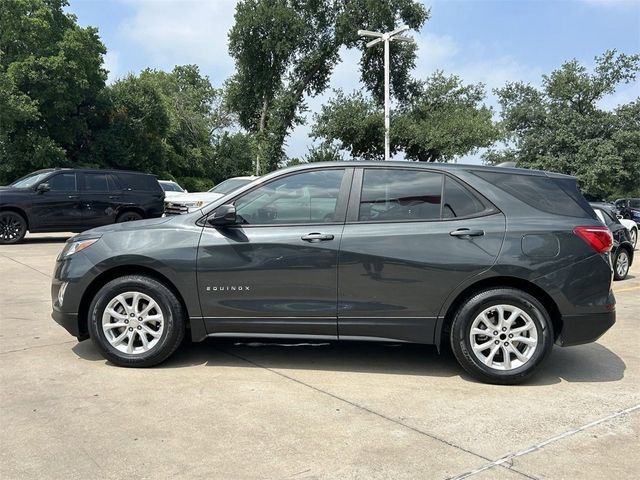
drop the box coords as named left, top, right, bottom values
left=0, top=168, right=164, bottom=244
left=51, top=162, right=616, bottom=384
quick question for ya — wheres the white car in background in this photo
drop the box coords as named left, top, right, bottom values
left=164, top=176, right=258, bottom=215
left=159, top=180, right=187, bottom=200
left=619, top=217, right=638, bottom=249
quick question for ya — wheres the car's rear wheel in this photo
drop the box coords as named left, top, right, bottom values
left=0, top=212, right=27, bottom=245
left=88, top=275, right=186, bottom=367
left=613, top=249, right=630, bottom=281
left=450, top=288, right=553, bottom=384
left=116, top=211, right=143, bottom=223
left=629, top=228, right=637, bottom=249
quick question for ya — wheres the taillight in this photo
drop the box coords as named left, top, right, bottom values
left=573, top=226, right=613, bottom=253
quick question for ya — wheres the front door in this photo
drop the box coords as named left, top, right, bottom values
left=337, top=168, right=506, bottom=343
left=197, top=168, right=352, bottom=338
left=31, top=172, right=84, bottom=231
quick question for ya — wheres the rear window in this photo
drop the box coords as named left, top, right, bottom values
left=359, top=169, right=443, bottom=221
left=115, top=173, right=160, bottom=192
left=442, top=176, right=491, bottom=219
left=472, top=171, right=593, bottom=218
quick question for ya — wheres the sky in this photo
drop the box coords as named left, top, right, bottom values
left=67, top=0, right=640, bottom=163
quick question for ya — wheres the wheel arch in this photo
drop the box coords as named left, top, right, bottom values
left=77, top=265, right=190, bottom=339
left=116, top=207, right=146, bottom=221
left=436, top=276, right=562, bottom=349
left=0, top=206, right=29, bottom=229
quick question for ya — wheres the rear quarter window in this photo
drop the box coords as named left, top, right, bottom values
left=472, top=171, right=593, bottom=218
left=115, top=173, right=161, bottom=192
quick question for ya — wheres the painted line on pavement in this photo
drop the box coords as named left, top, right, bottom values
left=448, top=403, right=640, bottom=479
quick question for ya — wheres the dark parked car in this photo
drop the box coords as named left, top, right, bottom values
left=591, top=202, right=634, bottom=280
left=614, top=198, right=640, bottom=222
left=51, top=162, right=616, bottom=384
left=0, top=168, right=165, bottom=244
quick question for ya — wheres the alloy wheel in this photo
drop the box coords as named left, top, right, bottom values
left=102, top=291, right=165, bottom=354
left=0, top=214, right=25, bottom=243
left=469, top=304, right=538, bottom=371
left=616, top=251, right=629, bottom=278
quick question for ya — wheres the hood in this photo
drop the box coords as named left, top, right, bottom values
left=74, top=216, right=174, bottom=239
left=0, top=186, right=30, bottom=192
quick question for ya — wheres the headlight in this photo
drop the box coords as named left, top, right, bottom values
left=60, top=238, right=101, bottom=259
left=183, top=201, right=204, bottom=208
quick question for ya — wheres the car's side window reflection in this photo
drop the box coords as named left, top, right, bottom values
left=234, top=170, right=345, bottom=225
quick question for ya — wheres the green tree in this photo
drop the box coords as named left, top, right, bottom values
left=487, top=50, right=640, bottom=198
left=312, top=72, right=499, bottom=162
left=92, top=66, right=232, bottom=186
left=226, top=0, right=429, bottom=174
left=90, top=74, right=170, bottom=174
left=0, top=0, right=107, bottom=183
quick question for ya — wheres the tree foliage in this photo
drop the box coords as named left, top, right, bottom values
left=487, top=50, right=640, bottom=198
left=226, top=0, right=429, bottom=174
left=312, top=72, right=499, bottom=162
left=0, top=0, right=107, bottom=183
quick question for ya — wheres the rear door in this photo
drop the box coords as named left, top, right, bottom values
left=80, top=172, right=121, bottom=228
left=337, top=167, right=506, bottom=344
left=30, top=172, right=84, bottom=231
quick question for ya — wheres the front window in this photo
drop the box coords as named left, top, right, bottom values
left=629, top=199, right=640, bottom=209
left=234, top=170, right=344, bottom=225
left=48, top=173, right=77, bottom=192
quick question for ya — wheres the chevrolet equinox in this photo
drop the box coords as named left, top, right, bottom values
left=51, top=162, right=616, bottom=384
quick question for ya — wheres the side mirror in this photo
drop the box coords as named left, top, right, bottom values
left=36, top=183, right=50, bottom=193
left=207, top=204, right=236, bottom=226
left=617, top=214, right=623, bottom=220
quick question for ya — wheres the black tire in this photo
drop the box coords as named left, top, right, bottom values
left=116, top=211, right=143, bottom=223
left=0, top=211, right=27, bottom=245
left=88, top=275, right=186, bottom=367
left=613, top=249, right=630, bottom=281
left=450, top=288, right=554, bottom=385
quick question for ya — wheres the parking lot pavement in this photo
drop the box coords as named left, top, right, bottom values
left=1, top=233, right=638, bottom=480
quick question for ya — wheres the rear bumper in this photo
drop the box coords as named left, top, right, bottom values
left=556, top=310, right=616, bottom=347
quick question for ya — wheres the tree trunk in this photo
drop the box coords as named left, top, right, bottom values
left=256, top=98, right=269, bottom=175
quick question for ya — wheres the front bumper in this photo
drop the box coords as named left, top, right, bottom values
left=51, top=308, right=87, bottom=341
left=556, top=310, right=616, bottom=347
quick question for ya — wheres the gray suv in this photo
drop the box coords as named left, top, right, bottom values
left=51, top=162, right=616, bottom=384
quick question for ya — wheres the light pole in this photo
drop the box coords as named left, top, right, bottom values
left=358, top=25, right=413, bottom=161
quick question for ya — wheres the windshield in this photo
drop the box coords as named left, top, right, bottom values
left=209, top=178, right=252, bottom=195
left=10, top=171, right=52, bottom=188
left=629, top=199, right=640, bottom=209
left=161, top=182, right=184, bottom=192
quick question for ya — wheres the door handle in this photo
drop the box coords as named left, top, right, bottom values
left=301, top=233, right=335, bottom=242
left=68, top=195, right=79, bottom=199
left=109, top=195, right=120, bottom=199
left=450, top=228, right=485, bottom=237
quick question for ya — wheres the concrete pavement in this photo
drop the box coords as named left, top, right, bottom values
left=1, top=233, right=638, bottom=479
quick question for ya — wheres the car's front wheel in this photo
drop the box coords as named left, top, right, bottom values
left=450, top=288, right=553, bottom=384
left=0, top=211, right=27, bottom=245
left=88, top=275, right=186, bottom=367
left=613, top=249, right=630, bottom=281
